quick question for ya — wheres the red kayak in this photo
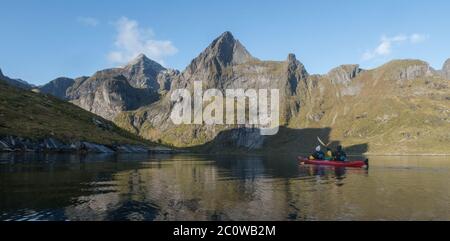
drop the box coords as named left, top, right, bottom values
left=298, top=157, right=368, bottom=168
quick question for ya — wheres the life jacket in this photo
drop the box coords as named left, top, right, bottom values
left=312, top=151, right=325, bottom=160
left=334, top=150, right=347, bottom=161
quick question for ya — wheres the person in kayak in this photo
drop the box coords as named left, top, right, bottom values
left=333, top=145, right=347, bottom=162
left=309, top=146, right=325, bottom=160
left=324, top=148, right=333, bottom=160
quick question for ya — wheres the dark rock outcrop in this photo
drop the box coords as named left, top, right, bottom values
left=0, top=68, right=32, bottom=89
left=0, top=135, right=160, bottom=153
left=442, top=58, right=450, bottom=79
left=38, top=77, right=75, bottom=99
left=287, top=53, right=309, bottom=94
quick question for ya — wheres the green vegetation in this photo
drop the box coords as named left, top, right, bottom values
left=0, top=80, right=151, bottom=146
left=286, top=60, right=450, bottom=154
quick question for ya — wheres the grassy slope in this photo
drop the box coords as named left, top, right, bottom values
left=287, top=60, right=450, bottom=154
left=0, top=80, right=151, bottom=146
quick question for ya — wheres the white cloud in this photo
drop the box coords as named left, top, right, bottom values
left=362, top=34, right=428, bottom=61
left=107, top=17, right=178, bottom=65
left=410, top=33, right=428, bottom=44
left=77, top=17, right=99, bottom=27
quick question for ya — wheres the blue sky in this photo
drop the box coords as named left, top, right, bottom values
left=1, top=0, right=450, bottom=85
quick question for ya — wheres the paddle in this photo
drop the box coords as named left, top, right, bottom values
left=317, top=137, right=331, bottom=147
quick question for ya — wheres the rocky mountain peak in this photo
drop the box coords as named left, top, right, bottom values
left=328, top=64, right=363, bottom=85
left=186, top=32, right=255, bottom=75
left=123, top=54, right=167, bottom=89
left=287, top=53, right=297, bottom=62
left=125, top=54, right=165, bottom=70
left=211, top=31, right=254, bottom=65
left=442, top=58, right=450, bottom=79
left=286, top=53, right=309, bottom=94
left=443, top=58, right=450, bottom=69
left=0, top=68, right=4, bottom=78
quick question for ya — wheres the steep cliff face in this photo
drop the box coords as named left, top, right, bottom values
left=174, top=31, right=257, bottom=91
left=327, top=64, right=364, bottom=85
left=65, top=55, right=173, bottom=120
left=68, top=73, right=158, bottom=120
left=38, top=77, right=75, bottom=99
left=442, top=59, right=450, bottom=79
left=122, top=54, right=167, bottom=90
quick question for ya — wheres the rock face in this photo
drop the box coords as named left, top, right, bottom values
left=187, top=31, right=255, bottom=72
left=0, top=68, right=32, bottom=89
left=378, top=60, right=433, bottom=81
left=327, top=64, right=363, bottom=85
left=68, top=73, right=158, bottom=120
left=176, top=31, right=258, bottom=90
left=38, top=77, right=75, bottom=99
left=122, top=54, right=167, bottom=90
left=442, top=58, right=450, bottom=79
left=65, top=55, right=173, bottom=120
left=0, top=135, right=154, bottom=153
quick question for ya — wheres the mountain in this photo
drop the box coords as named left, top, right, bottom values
left=115, top=32, right=310, bottom=148
left=63, top=54, right=177, bottom=120
left=0, top=68, right=32, bottom=89
left=282, top=59, right=449, bottom=154
left=38, top=77, right=75, bottom=99
left=0, top=78, right=153, bottom=152
left=9, top=32, right=449, bottom=154
left=113, top=32, right=449, bottom=154
left=123, top=53, right=167, bottom=89
left=66, top=69, right=159, bottom=120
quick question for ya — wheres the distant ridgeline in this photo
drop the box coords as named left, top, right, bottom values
left=1, top=32, right=449, bottom=154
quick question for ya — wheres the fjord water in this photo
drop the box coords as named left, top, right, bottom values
left=0, top=153, right=448, bottom=221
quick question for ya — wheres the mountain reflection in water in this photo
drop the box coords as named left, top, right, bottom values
left=0, top=153, right=448, bottom=221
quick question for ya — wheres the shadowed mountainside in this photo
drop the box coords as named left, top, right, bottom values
left=192, top=126, right=368, bottom=155
left=0, top=79, right=156, bottom=152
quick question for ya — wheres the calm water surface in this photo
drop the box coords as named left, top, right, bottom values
left=0, top=153, right=449, bottom=221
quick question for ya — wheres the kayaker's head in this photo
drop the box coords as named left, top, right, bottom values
left=315, top=146, right=321, bottom=152
left=337, top=145, right=343, bottom=151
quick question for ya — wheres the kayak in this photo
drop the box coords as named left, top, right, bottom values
left=298, top=157, right=368, bottom=168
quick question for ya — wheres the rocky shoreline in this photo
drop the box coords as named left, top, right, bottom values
left=0, top=136, right=180, bottom=154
